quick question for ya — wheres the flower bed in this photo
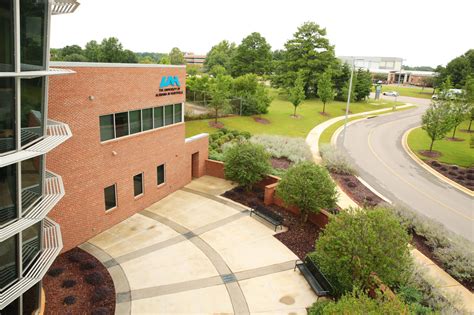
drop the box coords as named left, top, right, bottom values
left=428, top=160, right=474, bottom=191
left=331, top=173, right=383, bottom=207
left=43, top=247, right=115, bottom=315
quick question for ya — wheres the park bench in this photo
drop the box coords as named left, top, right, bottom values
left=250, top=205, right=283, bottom=231
left=294, top=257, right=333, bottom=296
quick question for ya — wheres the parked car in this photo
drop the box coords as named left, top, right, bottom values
left=382, top=91, right=399, bottom=97
left=432, top=89, right=463, bottom=100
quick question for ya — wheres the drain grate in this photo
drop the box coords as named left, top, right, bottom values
left=221, top=273, right=237, bottom=283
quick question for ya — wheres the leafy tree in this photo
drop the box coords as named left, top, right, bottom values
left=138, top=56, right=156, bottom=64
left=308, top=289, right=410, bottom=315
left=186, top=65, right=200, bottom=76
left=208, top=74, right=233, bottom=123
left=287, top=71, right=306, bottom=117
left=333, top=62, right=351, bottom=101
left=209, top=65, right=227, bottom=77
left=310, top=208, right=412, bottom=295
left=435, top=49, right=474, bottom=88
left=224, top=142, right=271, bottom=190
left=122, top=49, right=138, bottom=63
left=204, top=40, right=236, bottom=73
left=159, top=55, right=171, bottom=64
left=447, top=102, right=470, bottom=139
left=276, top=162, right=337, bottom=223
left=421, top=101, right=454, bottom=151
left=169, top=47, right=185, bottom=65
left=273, top=22, right=338, bottom=97
left=230, top=32, right=272, bottom=77
left=62, top=53, right=88, bottom=62
left=317, top=70, right=334, bottom=113
left=232, top=74, right=272, bottom=115
left=61, top=45, right=83, bottom=57
left=354, top=69, right=372, bottom=102
left=97, top=37, right=124, bottom=62
left=464, top=75, right=474, bottom=132
left=84, top=40, right=100, bottom=62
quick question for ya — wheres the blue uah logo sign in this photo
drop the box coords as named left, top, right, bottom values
left=156, top=75, right=183, bottom=97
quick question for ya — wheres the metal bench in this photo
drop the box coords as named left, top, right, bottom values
left=294, top=257, right=333, bottom=296
left=250, top=205, right=283, bottom=231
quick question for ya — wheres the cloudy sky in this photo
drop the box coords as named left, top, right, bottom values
left=51, top=0, right=473, bottom=67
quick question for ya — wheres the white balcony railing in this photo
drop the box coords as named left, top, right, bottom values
left=51, top=0, right=80, bottom=15
left=0, top=171, right=65, bottom=242
left=0, top=218, right=62, bottom=310
left=0, top=119, right=72, bottom=168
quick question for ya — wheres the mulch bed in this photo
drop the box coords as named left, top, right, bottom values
left=331, top=173, right=384, bottom=207
left=418, top=150, right=442, bottom=159
left=444, top=137, right=465, bottom=142
left=319, top=112, right=331, bottom=117
left=208, top=121, right=225, bottom=129
left=254, top=117, right=271, bottom=124
left=222, top=186, right=321, bottom=259
left=460, top=129, right=474, bottom=133
left=271, top=157, right=292, bottom=170
left=43, top=248, right=115, bottom=315
left=427, top=160, right=474, bottom=191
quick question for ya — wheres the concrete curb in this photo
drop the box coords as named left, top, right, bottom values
left=402, top=127, right=474, bottom=197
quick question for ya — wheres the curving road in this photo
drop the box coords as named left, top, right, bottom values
left=336, top=96, right=474, bottom=241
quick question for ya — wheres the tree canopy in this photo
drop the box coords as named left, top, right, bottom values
left=230, top=32, right=272, bottom=77
left=435, top=49, right=474, bottom=88
left=204, top=40, right=236, bottom=73
left=169, top=47, right=185, bottom=65
left=421, top=101, right=454, bottom=151
left=317, top=70, right=334, bottom=113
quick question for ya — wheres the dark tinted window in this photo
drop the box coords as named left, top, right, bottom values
left=0, top=236, right=17, bottom=288
left=174, top=104, right=182, bottom=123
left=164, top=105, right=173, bottom=126
left=129, top=110, right=141, bottom=134
left=115, top=112, right=129, bottom=138
left=100, top=115, right=114, bottom=141
left=133, top=173, right=143, bottom=196
left=0, top=164, right=17, bottom=226
left=154, top=107, right=163, bottom=128
left=157, top=164, right=165, bottom=185
left=0, top=78, right=15, bottom=153
left=22, top=222, right=41, bottom=270
left=20, top=0, right=48, bottom=70
left=21, top=78, right=44, bottom=147
left=22, top=283, right=40, bottom=315
left=104, top=185, right=116, bottom=211
left=0, top=0, right=14, bottom=72
left=21, top=156, right=42, bottom=214
left=142, top=108, right=153, bottom=131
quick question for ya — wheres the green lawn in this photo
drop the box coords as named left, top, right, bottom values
left=186, top=90, right=401, bottom=138
left=376, top=85, right=434, bottom=99
left=407, top=121, right=474, bottom=167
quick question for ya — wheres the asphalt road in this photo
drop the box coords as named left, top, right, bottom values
left=336, top=95, right=474, bottom=241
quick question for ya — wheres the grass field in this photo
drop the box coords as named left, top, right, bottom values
left=186, top=90, right=401, bottom=138
left=376, top=85, right=434, bottom=99
left=407, top=121, right=474, bottom=167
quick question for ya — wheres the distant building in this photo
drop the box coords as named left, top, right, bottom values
left=338, top=56, right=435, bottom=86
left=184, top=53, right=206, bottom=65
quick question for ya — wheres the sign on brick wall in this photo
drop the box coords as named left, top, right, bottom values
left=156, top=76, right=184, bottom=97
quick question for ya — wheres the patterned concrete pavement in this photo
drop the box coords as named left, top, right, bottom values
left=81, top=176, right=317, bottom=314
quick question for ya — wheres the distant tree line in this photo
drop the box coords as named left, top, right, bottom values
left=435, top=49, right=474, bottom=88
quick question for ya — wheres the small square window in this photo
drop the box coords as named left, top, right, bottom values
left=164, top=105, right=173, bottom=126
left=133, top=173, right=143, bottom=197
left=154, top=107, right=164, bottom=128
left=157, top=164, right=165, bottom=186
left=174, top=104, right=182, bottom=123
left=104, top=184, right=117, bottom=211
left=99, top=115, right=114, bottom=141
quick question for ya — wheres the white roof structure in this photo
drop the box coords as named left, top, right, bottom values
left=51, top=0, right=80, bottom=15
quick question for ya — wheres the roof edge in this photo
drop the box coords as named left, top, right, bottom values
left=50, top=61, right=186, bottom=69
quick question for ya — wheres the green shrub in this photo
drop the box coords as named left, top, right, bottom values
left=250, top=135, right=313, bottom=164
left=208, top=129, right=252, bottom=160
left=383, top=204, right=474, bottom=283
left=223, top=142, right=271, bottom=190
left=310, top=208, right=412, bottom=296
left=319, top=144, right=357, bottom=175
left=276, top=162, right=337, bottom=222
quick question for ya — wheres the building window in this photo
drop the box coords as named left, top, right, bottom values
left=129, top=110, right=141, bottom=134
left=133, top=173, right=143, bottom=196
left=115, top=112, right=129, bottom=138
left=0, top=163, right=17, bottom=226
left=0, top=235, right=17, bottom=289
left=22, top=222, right=41, bottom=271
left=20, top=0, right=48, bottom=71
left=22, top=283, right=40, bottom=315
left=104, top=184, right=117, bottom=211
left=21, top=156, right=42, bottom=214
left=157, top=164, right=165, bottom=185
left=164, top=105, right=173, bottom=126
left=142, top=108, right=153, bottom=131
left=0, top=0, right=14, bottom=72
left=154, top=106, right=163, bottom=128
left=99, top=115, right=114, bottom=141
left=21, top=77, right=44, bottom=147
left=174, top=104, right=182, bottom=123
left=0, top=78, right=16, bottom=153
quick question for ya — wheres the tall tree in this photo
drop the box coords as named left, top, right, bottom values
left=354, top=69, right=372, bottom=102
left=84, top=40, right=100, bottom=62
left=421, top=101, right=453, bottom=151
left=208, top=74, right=233, bottom=123
left=464, top=76, right=474, bottom=132
left=204, top=40, right=236, bottom=73
left=159, top=55, right=170, bottom=64
left=287, top=71, right=306, bottom=117
left=333, top=62, right=351, bottom=101
left=317, top=70, right=334, bottom=113
left=232, top=74, right=272, bottom=115
left=230, top=32, right=272, bottom=77
left=435, top=49, right=474, bottom=88
left=447, top=102, right=470, bottom=139
left=273, top=22, right=338, bottom=97
left=98, top=37, right=124, bottom=63
left=169, top=47, right=185, bottom=65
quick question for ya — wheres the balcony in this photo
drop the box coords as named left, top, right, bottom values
left=52, top=0, right=80, bottom=15
left=0, top=119, right=72, bottom=168
left=0, top=171, right=65, bottom=242
left=0, top=67, right=75, bottom=78
left=0, top=218, right=62, bottom=309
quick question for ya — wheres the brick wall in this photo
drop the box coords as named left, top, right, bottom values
left=47, top=65, right=208, bottom=251
left=205, top=159, right=225, bottom=179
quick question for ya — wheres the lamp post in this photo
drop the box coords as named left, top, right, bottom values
left=342, top=58, right=363, bottom=144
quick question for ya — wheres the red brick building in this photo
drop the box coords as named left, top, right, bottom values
left=46, top=62, right=208, bottom=251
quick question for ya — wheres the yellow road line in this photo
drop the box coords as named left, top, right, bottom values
left=367, top=126, right=473, bottom=221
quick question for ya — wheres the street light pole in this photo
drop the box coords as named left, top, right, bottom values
left=342, top=58, right=355, bottom=144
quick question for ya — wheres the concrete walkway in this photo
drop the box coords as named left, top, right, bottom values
left=81, top=176, right=316, bottom=314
